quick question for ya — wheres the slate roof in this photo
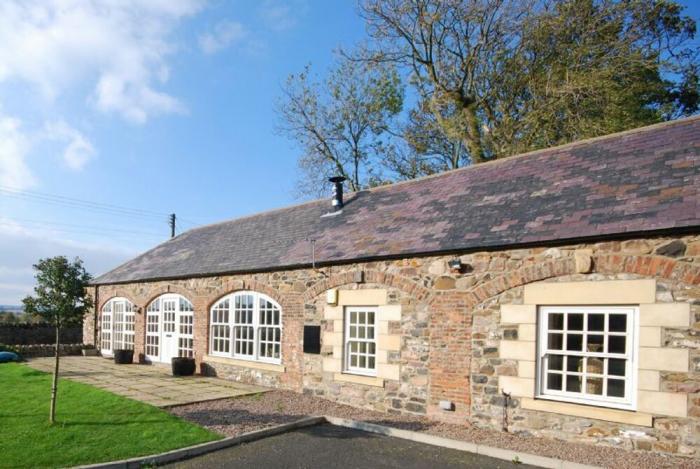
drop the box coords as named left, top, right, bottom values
left=94, top=117, right=700, bottom=285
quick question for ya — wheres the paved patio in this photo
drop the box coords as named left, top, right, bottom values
left=26, top=356, right=267, bottom=407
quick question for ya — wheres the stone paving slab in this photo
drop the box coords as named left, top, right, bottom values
left=25, top=356, right=268, bottom=408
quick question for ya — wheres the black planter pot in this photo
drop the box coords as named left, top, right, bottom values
left=113, top=349, right=134, bottom=364
left=171, top=357, right=196, bottom=376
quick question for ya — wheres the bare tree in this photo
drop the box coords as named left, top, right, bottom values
left=276, top=57, right=403, bottom=197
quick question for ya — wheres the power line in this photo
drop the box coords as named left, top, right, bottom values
left=1, top=221, right=166, bottom=242
left=0, top=185, right=202, bottom=226
left=0, top=184, right=167, bottom=218
left=2, top=216, right=166, bottom=238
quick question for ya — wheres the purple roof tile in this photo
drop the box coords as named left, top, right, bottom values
left=94, top=117, right=700, bottom=285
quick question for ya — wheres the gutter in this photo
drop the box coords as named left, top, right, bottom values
left=89, top=225, right=700, bottom=287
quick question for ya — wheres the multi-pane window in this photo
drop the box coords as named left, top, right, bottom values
left=538, top=306, right=637, bottom=410
left=233, top=294, right=255, bottom=358
left=101, top=303, right=112, bottom=351
left=209, top=292, right=282, bottom=363
left=101, top=298, right=135, bottom=352
left=145, top=294, right=195, bottom=361
left=210, top=299, right=230, bottom=354
left=178, top=313, right=194, bottom=358
left=146, top=299, right=160, bottom=358
left=258, top=297, right=281, bottom=360
left=163, top=299, right=176, bottom=333
left=344, top=307, right=377, bottom=376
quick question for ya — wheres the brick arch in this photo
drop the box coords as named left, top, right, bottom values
left=594, top=254, right=700, bottom=286
left=463, top=254, right=700, bottom=309
left=204, top=279, right=286, bottom=311
left=140, top=285, right=197, bottom=309
left=302, top=268, right=432, bottom=303
left=98, top=292, right=139, bottom=312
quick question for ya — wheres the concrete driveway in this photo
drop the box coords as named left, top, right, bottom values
left=167, top=424, right=537, bottom=469
left=26, top=356, right=266, bottom=407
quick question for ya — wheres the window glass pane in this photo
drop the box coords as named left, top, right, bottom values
left=548, top=333, right=563, bottom=350
left=566, top=375, right=582, bottom=393
left=368, top=356, right=375, bottom=369
left=587, top=377, right=603, bottom=395
left=608, top=358, right=626, bottom=376
left=609, top=314, right=627, bottom=332
left=588, top=314, right=604, bottom=331
left=548, top=313, right=564, bottom=330
left=586, top=334, right=604, bottom=352
left=350, top=311, right=357, bottom=323
left=566, top=334, right=583, bottom=351
left=607, top=379, right=625, bottom=398
left=568, top=314, right=583, bottom=331
left=566, top=356, right=583, bottom=373
left=547, top=373, right=562, bottom=391
left=548, top=355, right=563, bottom=371
left=608, top=336, right=626, bottom=354
left=367, top=312, right=375, bottom=324
left=586, top=357, right=604, bottom=375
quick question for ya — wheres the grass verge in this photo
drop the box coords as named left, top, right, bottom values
left=0, top=363, right=220, bottom=468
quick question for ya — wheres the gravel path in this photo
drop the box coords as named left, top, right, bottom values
left=170, top=390, right=699, bottom=469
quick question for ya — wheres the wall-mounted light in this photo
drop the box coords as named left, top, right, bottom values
left=448, top=258, right=462, bottom=272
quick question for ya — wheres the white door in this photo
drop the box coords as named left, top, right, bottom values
left=161, top=298, right=178, bottom=362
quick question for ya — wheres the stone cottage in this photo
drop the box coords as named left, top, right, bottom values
left=84, top=116, right=700, bottom=457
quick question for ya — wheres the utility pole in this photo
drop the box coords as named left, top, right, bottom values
left=169, top=213, right=176, bottom=238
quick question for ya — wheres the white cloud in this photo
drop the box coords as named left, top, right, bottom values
left=44, top=120, right=96, bottom=171
left=0, top=0, right=204, bottom=124
left=199, top=20, right=247, bottom=55
left=259, top=0, right=306, bottom=32
left=0, top=116, right=35, bottom=190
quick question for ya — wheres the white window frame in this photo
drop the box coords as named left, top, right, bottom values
left=536, top=305, right=638, bottom=411
left=210, top=298, right=231, bottom=357
left=208, top=291, right=282, bottom=364
left=145, top=294, right=195, bottom=361
left=101, top=297, right=135, bottom=353
left=145, top=299, right=160, bottom=359
left=344, top=306, right=378, bottom=377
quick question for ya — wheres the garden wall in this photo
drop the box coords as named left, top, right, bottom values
left=0, top=324, right=82, bottom=345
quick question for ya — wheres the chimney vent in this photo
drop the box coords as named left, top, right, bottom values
left=329, top=176, right=346, bottom=210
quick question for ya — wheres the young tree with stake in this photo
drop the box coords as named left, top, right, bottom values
left=22, top=257, right=92, bottom=424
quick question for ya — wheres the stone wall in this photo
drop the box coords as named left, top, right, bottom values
left=85, top=234, right=700, bottom=458
left=0, top=324, right=82, bottom=345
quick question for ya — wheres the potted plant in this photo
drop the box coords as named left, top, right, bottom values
left=113, top=349, right=134, bottom=364
left=171, top=356, right=196, bottom=376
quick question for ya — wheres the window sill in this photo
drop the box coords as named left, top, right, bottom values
left=334, top=372, right=384, bottom=388
left=521, top=397, right=651, bottom=426
left=204, top=354, right=285, bottom=373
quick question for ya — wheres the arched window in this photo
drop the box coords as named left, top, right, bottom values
left=210, top=291, right=282, bottom=364
left=145, top=294, right=195, bottom=362
left=101, top=297, right=135, bottom=353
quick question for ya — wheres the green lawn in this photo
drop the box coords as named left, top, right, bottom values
left=0, top=363, right=221, bottom=468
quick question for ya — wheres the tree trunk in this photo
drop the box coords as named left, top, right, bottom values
left=49, top=326, right=60, bottom=424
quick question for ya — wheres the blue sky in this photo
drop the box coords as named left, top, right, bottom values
left=0, top=0, right=698, bottom=304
